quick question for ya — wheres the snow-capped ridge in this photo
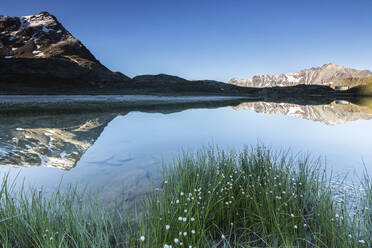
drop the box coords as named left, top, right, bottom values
left=228, top=64, right=372, bottom=88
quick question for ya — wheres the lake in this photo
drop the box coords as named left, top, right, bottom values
left=1, top=96, right=371, bottom=206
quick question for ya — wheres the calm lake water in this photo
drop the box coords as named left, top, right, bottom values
left=1, top=98, right=371, bottom=205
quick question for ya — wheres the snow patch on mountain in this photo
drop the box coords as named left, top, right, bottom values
left=285, top=73, right=301, bottom=83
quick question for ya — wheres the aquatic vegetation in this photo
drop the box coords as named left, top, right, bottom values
left=0, top=146, right=370, bottom=247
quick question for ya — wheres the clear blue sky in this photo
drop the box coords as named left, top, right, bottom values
left=2, top=0, right=372, bottom=81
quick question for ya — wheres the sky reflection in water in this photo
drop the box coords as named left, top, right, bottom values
left=0, top=105, right=371, bottom=204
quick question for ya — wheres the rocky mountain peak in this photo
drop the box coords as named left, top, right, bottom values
left=0, top=11, right=99, bottom=65
left=0, top=12, right=130, bottom=91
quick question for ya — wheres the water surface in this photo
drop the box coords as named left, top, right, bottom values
left=1, top=98, right=371, bottom=205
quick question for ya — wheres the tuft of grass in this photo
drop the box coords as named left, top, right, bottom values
left=0, top=146, right=370, bottom=247
left=137, top=146, right=371, bottom=247
left=0, top=175, right=133, bottom=248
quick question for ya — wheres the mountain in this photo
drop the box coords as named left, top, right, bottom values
left=233, top=100, right=372, bottom=125
left=129, top=74, right=256, bottom=94
left=0, top=12, right=130, bottom=92
left=228, top=64, right=372, bottom=88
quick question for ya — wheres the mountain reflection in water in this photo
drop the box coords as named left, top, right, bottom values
left=233, top=99, right=372, bottom=126
left=0, top=113, right=117, bottom=170
left=0, top=98, right=371, bottom=170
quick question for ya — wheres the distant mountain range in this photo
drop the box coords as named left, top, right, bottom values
left=1, top=12, right=372, bottom=96
left=228, top=64, right=372, bottom=88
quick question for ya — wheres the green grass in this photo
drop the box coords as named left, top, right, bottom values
left=0, top=178, right=133, bottom=247
left=332, top=76, right=372, bottom=89
left=0, top=146, right=371, bottom=247
left=138, top=147, right=370, bottom=247
left=348, top=81, right=372, bottom=96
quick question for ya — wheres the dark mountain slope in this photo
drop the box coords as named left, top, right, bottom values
left=0, top=12, right=130, bottom=92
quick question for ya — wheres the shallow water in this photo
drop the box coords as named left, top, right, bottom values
left=0, top=98, right=371, bottom=205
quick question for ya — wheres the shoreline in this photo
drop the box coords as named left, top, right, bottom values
left=0, top=94, right=252, bottom=104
